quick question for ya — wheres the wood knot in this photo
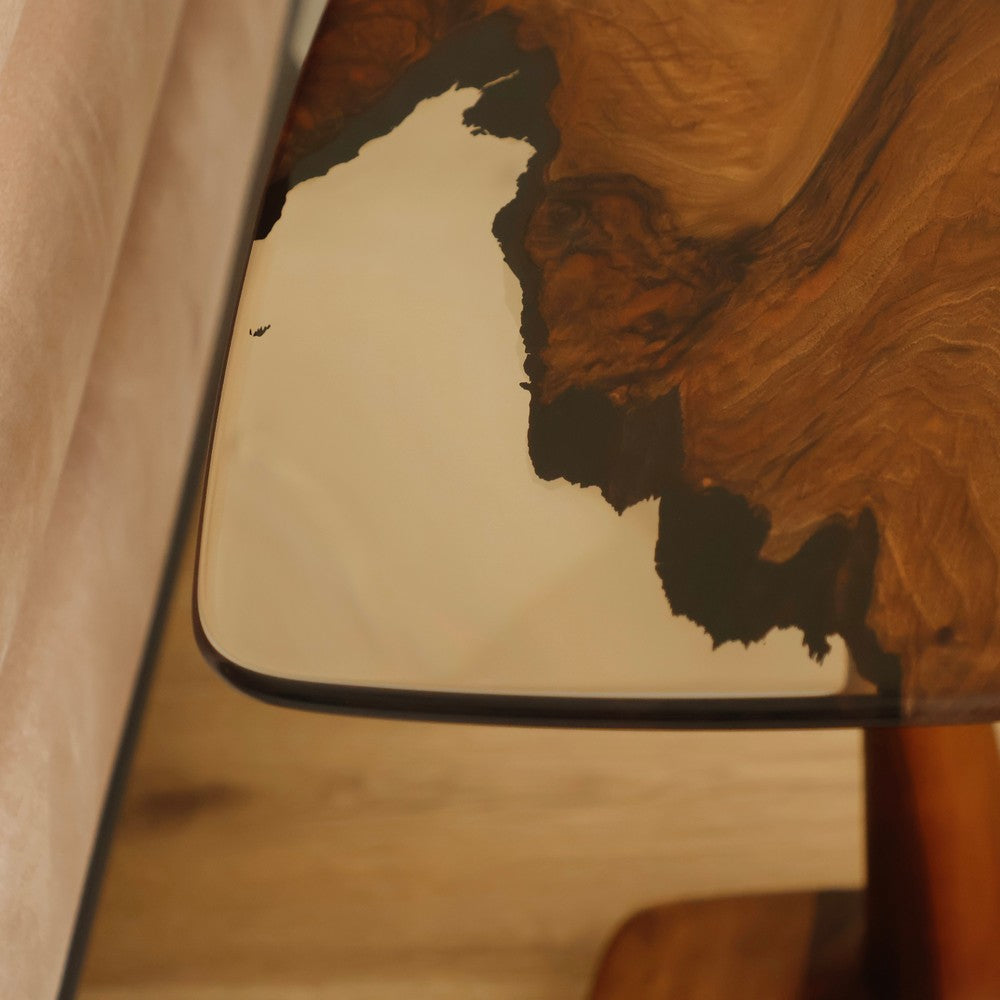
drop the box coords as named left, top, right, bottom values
left=935, top=626, right=955, bottom=646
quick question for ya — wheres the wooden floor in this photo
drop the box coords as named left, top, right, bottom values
left=77, top=525, right=865, bottom=999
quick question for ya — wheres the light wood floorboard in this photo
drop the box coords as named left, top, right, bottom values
left=77, top=527, right=864, bottom=998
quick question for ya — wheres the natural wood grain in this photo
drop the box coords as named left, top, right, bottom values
left=76, top=527, right=862, bottom=998
left=267, top=0, right=891, bottom=236
left=510, top=0, right=1000, bottom=711
left=258, top=0, right=1000, bottom=717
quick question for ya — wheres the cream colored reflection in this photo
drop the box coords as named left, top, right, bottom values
left=199, top=85, right=848, bottom=696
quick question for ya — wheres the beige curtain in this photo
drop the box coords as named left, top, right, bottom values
left=0, top=2, right=292, bottom=995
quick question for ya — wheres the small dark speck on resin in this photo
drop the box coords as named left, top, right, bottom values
left=250, top=324, right=271, bottom=338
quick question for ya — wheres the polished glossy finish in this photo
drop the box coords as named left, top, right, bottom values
left=198, top=1, right=1000, bottom=725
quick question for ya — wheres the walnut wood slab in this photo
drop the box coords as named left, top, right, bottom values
left=254, top=0, right=1000, bottom=720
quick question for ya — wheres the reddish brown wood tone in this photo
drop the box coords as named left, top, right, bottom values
left=589, top=892, right=869, bottom=1000
left=864, top=726, right=1000, bottom=999
left=270, top=0, right=460, bottom=184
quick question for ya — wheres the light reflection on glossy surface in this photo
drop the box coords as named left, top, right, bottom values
left=199, top=86, right=849, bottom=697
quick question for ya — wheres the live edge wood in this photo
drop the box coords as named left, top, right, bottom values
left=266, top=1, right=1000, bottom=717
left=591, top=726, right=1000, bottom=1000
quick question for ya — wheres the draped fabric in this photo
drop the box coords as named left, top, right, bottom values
left=0, top=3, right=292, bottom=994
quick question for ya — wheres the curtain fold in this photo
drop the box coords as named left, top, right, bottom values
left=0, top=0, right=188, bottom=671
left=0, top=2, right=292, bottom=996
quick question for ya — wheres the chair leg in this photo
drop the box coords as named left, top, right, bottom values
left=589, top=726, right=1000, bottom=1000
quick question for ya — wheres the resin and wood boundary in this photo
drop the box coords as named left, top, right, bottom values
left=260, top=0, right=1000, bottom=717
